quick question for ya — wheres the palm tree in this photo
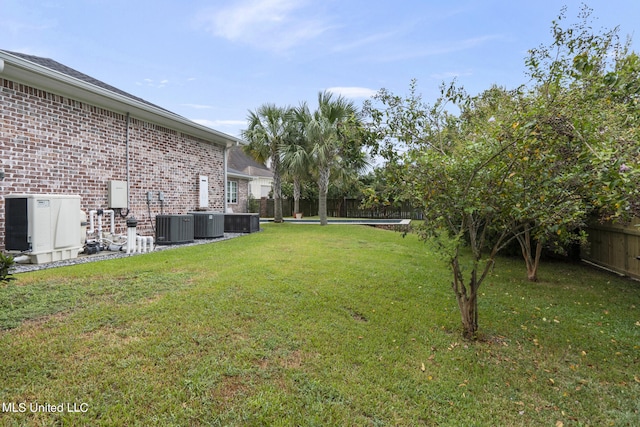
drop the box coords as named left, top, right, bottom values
left=295, top=91, right=362, bottom=225
left=280, top=121, right=311, bottom=216
left=241, top=104, right=294, bottom=223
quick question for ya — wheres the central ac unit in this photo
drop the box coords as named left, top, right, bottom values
left=224, top=213, right=260, bottom=233
left=155, top=215, right=194, bottom=244
left=188, top=212, right=224, bottom=238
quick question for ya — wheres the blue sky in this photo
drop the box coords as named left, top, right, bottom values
left=3, top=0, right=639, bottom=139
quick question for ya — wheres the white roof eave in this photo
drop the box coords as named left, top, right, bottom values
left=0, top=54, right=243, bottom=148
left=227, top=171, right=255, bottom=180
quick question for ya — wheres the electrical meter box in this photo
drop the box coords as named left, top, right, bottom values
left=5, top=194, right=83, bottom=264
left=108, top=180, right=128, bottom=209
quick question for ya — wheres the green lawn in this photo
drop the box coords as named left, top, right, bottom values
left=0, top=224, right=638, bottom=426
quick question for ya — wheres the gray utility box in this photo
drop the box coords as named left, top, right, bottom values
left=188, top=212, right=224, bottom=238
left=224, top=213, right=260, bottom=233
left=156, top=215, right=194, bottom=245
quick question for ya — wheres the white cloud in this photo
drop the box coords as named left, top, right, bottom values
left=371, top=35, right=502, bottom=62
left=326, top=87, right=377, bottom=99
left=331, top=31, right=398, bottom=53
left=192, top=119, right=246, bottom=128
left=136, top=78, right=169, bottom=88
left=1, top=19, right=54, bottom=36
left=192, top=119, right=247, bottom=137
left=196, top=0, right=329, bottom=52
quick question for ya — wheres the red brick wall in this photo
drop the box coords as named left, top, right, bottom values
left=0, top=77, right=225, bottom=249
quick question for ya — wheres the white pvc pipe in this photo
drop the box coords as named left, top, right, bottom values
left=135, top=236, right=154, bottom=253
left=88, top=210, right=115, bottom=235
left=88, top=210, right=97, bottom=233
left=104, top=210, right=115, bottom=234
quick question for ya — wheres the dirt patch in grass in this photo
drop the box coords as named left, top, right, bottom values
left=212, top=374, right=252, bottom=408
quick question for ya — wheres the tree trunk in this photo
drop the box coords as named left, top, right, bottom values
left=526, top=241, right=543, bottom=282
left=272, top=156, right=283, bottom=223
left=451, top=257, right=479, bottom=339
left=293, top=177, right=301, bottom=215
left=318, top=166, right=330, bottom=226
left=459, top=293, right=479, bottom=340
left=516, top=224, right=543, bottom=282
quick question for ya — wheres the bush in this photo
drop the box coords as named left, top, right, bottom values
left=0, top=253, right=15, bottom=283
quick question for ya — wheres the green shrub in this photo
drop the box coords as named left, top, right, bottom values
left=0, top=253, right=15, bottom=283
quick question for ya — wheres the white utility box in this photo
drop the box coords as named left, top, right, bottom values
left=108, top=180, right=128, bottom=209
left=199, top=175, right=209, bottom=208
left=5, top=194, right=83, bottom=264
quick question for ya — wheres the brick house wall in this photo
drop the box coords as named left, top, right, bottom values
left=225, top=176, right=250, bottom=213
left=0, top=77, right=226, bottom=249
left=236, top=178, right=250, bottom=213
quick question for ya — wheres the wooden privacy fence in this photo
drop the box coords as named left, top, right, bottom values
left=258, top=198, right=423, bottom=220
left=584, top=220, right=640, bottom=280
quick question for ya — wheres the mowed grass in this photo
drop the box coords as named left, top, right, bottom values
left=0, top=224, right=639, bottom=426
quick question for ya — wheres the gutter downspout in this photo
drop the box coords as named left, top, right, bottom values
left=223, top=145, right=228, bottom=212
left=125, top=112, right=131, bottom=211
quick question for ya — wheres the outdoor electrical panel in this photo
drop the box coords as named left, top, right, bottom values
left=199, top=175, right=209, bottom=208
left=108, top=180, right=128, bottom=209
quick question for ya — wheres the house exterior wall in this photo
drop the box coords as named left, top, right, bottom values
left=249, top=176, right=272, bottom=199
left=0, top=77, right=225, bottom=249
left=226, top=178, right=249, bottom=213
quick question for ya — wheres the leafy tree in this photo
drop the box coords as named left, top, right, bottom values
left=367, top=82, right=521, bottom=339
left=241, top=104, right=295, bottom=223
left=512, top=5, right=640, bottom=280
left=359, top=168, right=407, bottom=217
left=364, top=7, right=639, bottom=337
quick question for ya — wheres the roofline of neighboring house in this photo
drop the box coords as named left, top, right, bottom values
left=0, top=51, right=244, bottom=148
left=227, top=169, right=254, bottom=180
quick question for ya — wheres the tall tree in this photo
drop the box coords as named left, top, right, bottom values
left=365, top=7, right=639, bottom=337
left=241, top=104, right=294, bottom=223
left=367, top=82, right=520, bottom=339
left=511, top=5, right=640, bottom=280
left=295, top=91, right=362, bottom=225
left=280, top=120, right=311, bottom=216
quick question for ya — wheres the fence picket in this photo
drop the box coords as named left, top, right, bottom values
left=257, top=198, right=422, bottom=220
